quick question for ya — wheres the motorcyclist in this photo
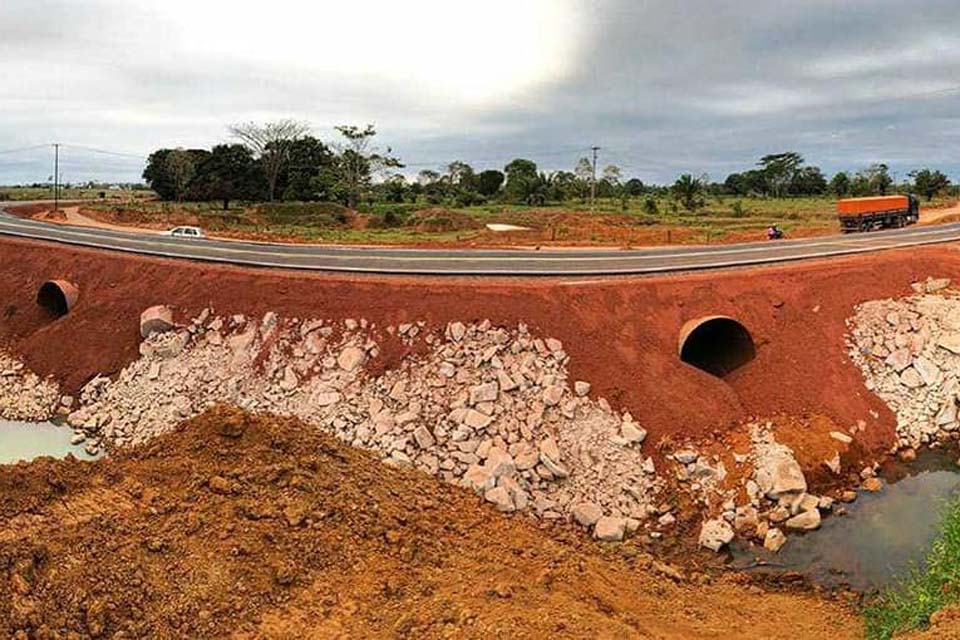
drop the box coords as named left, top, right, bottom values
left=767, top=225, right=783, bottom=240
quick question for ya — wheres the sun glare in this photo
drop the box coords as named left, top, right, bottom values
left=157, top=0, right=583, bottom=105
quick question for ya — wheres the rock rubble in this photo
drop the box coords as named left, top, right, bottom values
left=67, top=310, right=664, bottom=535
left=0, top=351, right=60, bottom=422
left=848, top=278, right=960, bottom=448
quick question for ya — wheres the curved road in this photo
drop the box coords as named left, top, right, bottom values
left=2, top=205, right=960, bottom=276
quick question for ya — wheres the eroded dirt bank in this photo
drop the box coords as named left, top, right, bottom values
left=0, top=406, right=862, bottom=639
left=4, top=237, right=960, bottom=455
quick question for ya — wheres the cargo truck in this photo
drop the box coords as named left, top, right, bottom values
left=837, top=195, right=919, bottom=233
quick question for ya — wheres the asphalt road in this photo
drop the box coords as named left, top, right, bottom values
left=2, top=206, right=959, bottom=276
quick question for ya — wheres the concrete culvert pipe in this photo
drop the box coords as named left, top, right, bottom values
left=37, top=280, right=79, bottom=317
left=678, top=315, right=756, bottom=378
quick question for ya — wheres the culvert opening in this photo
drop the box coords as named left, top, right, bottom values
left=37, top=280, right=78, bottom=318
left=678, top=316, right=756, bottom=378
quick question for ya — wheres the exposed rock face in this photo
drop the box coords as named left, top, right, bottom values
left=848, top=282, right=960, bottom=447
left=65, top=313, right=663, bottom=536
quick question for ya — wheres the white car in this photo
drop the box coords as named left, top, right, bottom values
left=163, top=226, right=205, bottom=239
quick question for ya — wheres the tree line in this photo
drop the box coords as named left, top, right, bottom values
left=142, top=121, right=954, bottom=211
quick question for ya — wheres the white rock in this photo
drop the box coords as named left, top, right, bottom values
left=764, top=528, right=787, bottom=553
left=698, top=518, right=735, bottom=552
left=594, top=516, right=626, bottom=542
left=571, top=502, right=603, bottom=527
left=484, top=486, right=516, bottom=512
left=785, top=509, right=821, bottom=531
left=337, top=346, right=366, bottom=372
left=574, top=381, right=591, bottom=397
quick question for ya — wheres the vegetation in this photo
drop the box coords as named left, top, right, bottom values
left=864, top=495, right=960, bottom=639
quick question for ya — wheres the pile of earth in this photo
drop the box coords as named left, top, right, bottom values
left=0, top=406, right=862, bottom=639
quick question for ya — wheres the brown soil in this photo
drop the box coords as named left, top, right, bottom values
left=0, top=406, right=863, bottom=639
left=4, top=237, right=960, bottom=466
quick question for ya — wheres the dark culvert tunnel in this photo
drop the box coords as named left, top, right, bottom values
left=678, top=316, right=756, bottom=378
left=36, top=280, right=79, bottom=318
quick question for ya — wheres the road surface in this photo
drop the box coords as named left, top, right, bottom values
left=2, top=205, right=960, bottom=276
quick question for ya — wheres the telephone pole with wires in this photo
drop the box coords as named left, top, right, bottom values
left=53, top=143, right=60, bottom=212
left=589, top=145, right=601, bottom=211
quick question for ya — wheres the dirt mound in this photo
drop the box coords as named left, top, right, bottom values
left=407, top=208, right=483, bottom=233
left=0, top=406, right=861, bottom=639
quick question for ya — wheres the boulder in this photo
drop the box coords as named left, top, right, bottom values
left=337, top=346, right=366, bottom=372
left=469, top=382, right=499, bottom=405
left=764, top=528, right=788, bottom=553
left=140, top=305, right=176, bottom=338
left=574, top=381, right=591, bottom=397
left=754, top=448, right=807, bottom=499
left=620, top=421, right=647, bottom=445
left=698, top=518, right=735, bottom=552
left=571, top=502, right=603, bottom=527
left=785, top=509, right=821, bottom=531
left=484, top=486, right=516, bottom=512
left=899, top=367, right=924, bottom=389
left=594, top=516, right=626, bottom=542
left=937, top=333, right=960, bottom=355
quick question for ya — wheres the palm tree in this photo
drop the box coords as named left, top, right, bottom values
left=672, top=174, right=704, bottom=211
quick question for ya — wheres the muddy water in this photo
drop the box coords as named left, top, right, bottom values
left=731, top=450, right=960, bottom=591
left=0, top=419, right=99, bottom=464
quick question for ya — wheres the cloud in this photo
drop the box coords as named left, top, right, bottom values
left=1, top=0, right=959, bottom=185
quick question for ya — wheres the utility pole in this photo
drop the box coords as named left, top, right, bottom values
left=590, top=145, right=601, bottom=211
left=53, top=143, right=60, bottom=212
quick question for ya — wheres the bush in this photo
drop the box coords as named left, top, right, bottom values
left=257, top=202, right=351, bottom=228
left=730, top=200, right=746, bottom=218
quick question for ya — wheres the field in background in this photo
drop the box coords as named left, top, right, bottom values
left=25, top=194, right=960, bottom=247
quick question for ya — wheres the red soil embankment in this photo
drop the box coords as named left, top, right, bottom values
left=1, top=236, right=958, bottom=452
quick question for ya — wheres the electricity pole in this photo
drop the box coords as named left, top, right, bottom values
left=590, top=145, right=601, bottom=211
left=53, top=143, right=60, bottom=212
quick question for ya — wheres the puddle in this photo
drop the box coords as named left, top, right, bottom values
left=0, top=419, right=100, bottom=464
left=730, top=449, right=960, bottom=592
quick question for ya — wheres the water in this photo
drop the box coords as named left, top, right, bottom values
left=730, top=450, right=960, bottom=592
left=0, top=419, right=100, bottom=464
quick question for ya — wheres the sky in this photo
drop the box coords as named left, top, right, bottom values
left=2, top=0, right=960, bottom=185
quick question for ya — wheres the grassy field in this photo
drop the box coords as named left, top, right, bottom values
left=864, top=495, right=960, bottom=639
left=71, top=194, right=958, bottom=246
left=0, top=185, right=150, bottom=202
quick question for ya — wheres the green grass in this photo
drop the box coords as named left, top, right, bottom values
left=864, top=495, right=960, bottom=639
left=80, top=194, right=957, bottom=246
left=0, top=186, right=151, bottom=202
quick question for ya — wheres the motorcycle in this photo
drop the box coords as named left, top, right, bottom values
left=766, top=225, right=784, bottom=240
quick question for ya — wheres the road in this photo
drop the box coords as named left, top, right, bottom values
left=2, top=205, right=960, bottom=276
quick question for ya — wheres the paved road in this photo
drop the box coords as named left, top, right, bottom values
left=2, top=205, right=960, bottom=276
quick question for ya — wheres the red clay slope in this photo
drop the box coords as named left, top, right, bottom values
left=1, top=236, right=958, bottom=453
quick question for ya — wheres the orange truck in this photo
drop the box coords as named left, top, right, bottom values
left=837, top=195, right=919, bottom=233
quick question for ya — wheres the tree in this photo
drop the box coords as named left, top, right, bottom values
left=446, top=161, right=475, bottom=190
left=624, top=178, right=645, bottom=196
left=476, top=169, right=505, bottom=197
left=863, top=163, right=892, bottom=195
left=574, top=157, right=593, bottom=201
left=790, top=166, right=827, bottom=195
left=910, top=168, right=951, bottom=201
left=191, top=144, right=261, bottom=210
left=278, top=136, right=336, bottom=202
left=758, top=152, right=804, bottom=197
left=602, top=164, right=622, bottom=185
left=143, top=149, right=176, bottom=200
left=228, top=119, right=311, bottom=202
left=503, top=158, right=540, bottom=203
left=331, top=124, right=403, bottom=208
left=672, top=174, right=705, bottom=211
left=830, top=172, right=851, bottom=197
left=165, top=149, right=196, bottom=202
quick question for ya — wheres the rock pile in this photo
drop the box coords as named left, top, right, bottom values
left=68, top=310, right=663, bottom=537
left=685, top=423, right=836, bottom=553
left=848, top=278, right=960, bottom=448
left=0, top=351, right=60, bottom=422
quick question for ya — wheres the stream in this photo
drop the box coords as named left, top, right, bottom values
left=730, top=449, right=960, bottom=591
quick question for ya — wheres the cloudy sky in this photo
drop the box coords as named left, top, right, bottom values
left=2, top=0, right=960, bottom=185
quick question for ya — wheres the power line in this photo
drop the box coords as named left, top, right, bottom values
left=0, top=144, right=50, bottom=155
left=60, top=143, right=147, bottom=160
